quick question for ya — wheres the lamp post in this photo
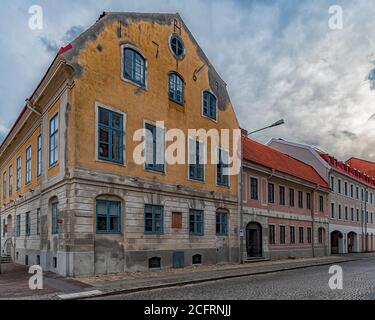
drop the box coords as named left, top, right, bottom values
left=239, top=119, right=285, bottom=263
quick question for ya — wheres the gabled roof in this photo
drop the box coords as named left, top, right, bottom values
left=243, top=137, right=330, bottom=189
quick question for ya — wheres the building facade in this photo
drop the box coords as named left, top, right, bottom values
left=268, top=139, right=375, bottom=254
left=0, top=12, right=240, bottom=276
left=241, top=137, right=330, bottom=261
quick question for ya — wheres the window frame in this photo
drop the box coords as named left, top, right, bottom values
left=169, top=33, right=185, bottom=59
left=144, top=122, right=165, bottom=173
left=189, top=209, right=204, bottom=236
left=279, top=186, right=286, bottom=206
left=168, top=72, right=184, bottom=105
left=96, top=199, right=122, bottom=234
left=268, top=183, right=275, bottom=204
left=269, top=224, right=276, bottom=244
left=16, top=214, right=21, bottom=237
left=279, top=225, right=286, bottom=244
left=298, top=226, right=304, bottom=244
left=250, top=177, right=259, bottom=200
left=202, top=90, right=218, bottom=121
left=2, top=171, right=6, bottom=201
left=216, top=211, right=228, bottom=236
left=188, top=137, right=205, bottom=182
left=51, top=202, right=59, bottom=235
left=97, top=105, right=125, bottom=165
left=49, top=113, right=59, bottom=167
left=290, top=225, right=296, bottom=244
left=298, top=191, right=303, bottom=209
left=25, top=212, right=31, bottom=237
left=289, top=188, right=295, bottom=207
left=216, top=147, right=230, bottom=187
left=16, top=156, right=22, bottom=191
left=144, top=204, right=164, bottom=235
left=121, top=45, right=147, bottom=88
left=25, top=145, right=32, bottom=184
left=37, top=134, right=42, bottom=176
left=8, top=164, right=13, bottom=196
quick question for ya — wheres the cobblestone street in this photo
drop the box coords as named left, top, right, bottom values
left=94, top=256, right=375, bottom=300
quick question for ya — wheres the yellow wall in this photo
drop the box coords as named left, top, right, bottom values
left=0, top=125, right=41, bottom=206
left=70, top=17, right=239, bottom=196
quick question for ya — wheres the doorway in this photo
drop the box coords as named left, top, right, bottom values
left=246, top=222, right=262, bottom=258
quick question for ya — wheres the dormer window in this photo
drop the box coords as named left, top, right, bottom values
left=202, top=91, right=217, bottom=121
left=168, top=73, right=184, bottom=105
left=123, top=47, right=146, bottom=87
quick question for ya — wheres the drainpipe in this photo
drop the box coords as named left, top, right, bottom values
left=311, top=185, right=319, bottom=258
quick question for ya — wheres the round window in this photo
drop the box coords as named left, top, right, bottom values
left=170, top=34, right=185, bottom=59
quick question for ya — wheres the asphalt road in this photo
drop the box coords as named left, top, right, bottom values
left=94, top=256, right=375, bottom=300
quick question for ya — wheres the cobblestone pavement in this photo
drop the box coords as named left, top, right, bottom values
left=95, top=256, right=375, bottom=300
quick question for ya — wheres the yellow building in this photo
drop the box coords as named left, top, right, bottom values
left=0, top=12, right=240, bottom=276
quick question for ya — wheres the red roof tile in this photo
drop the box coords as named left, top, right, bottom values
left=242, top=137, right=329, bottom=189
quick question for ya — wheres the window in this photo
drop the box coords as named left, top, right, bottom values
left=250, top=177, right=258, bottom=200
left=192, top=254, right=202, bottom=265
left=26, top=146, right=32, bottom=184
left=357, top=209, right=359, bottom=222
left=172, top=212, right=182, bottom=229
left=51, top=202, right=59, bottom=235
left=371, top=212, right=374, bottom=224
left=8, top=165, right=13, bottom=196
left=298, top=227, right=304, bottom=243
left=330, top=177, right=334, bottom=190
left=168, top=73, right=184, bottom=104
left=53, top=257, right=57, bottom=269
left=98, top=107, right=124, bottom=164
left=170, top=34, right=185, bottom=58
left=144, top=205, right=163, bottom=234
left=123, top=47, right=146, bottom=87
left=268, top=183, right=275, bottom=203
left=290, top=226, right=295, bottom=244
left=189, top=209, right=204, bottom=235
left=202, top=91, right=217, bottom=121
left=338, top=179, right=341, bottom=194
left=189, top=138, right=204, bottom=181
left=216, top=211, right=228, bottom=235
left=96, top=200, right=121, bottom=234
left=25, top=212, right=30, bottom=237
left=279, top=225, right=286, bottom=244
left=145, top=123, right=165, bottom=173
left=269, top=225, right=275, bottom=244
left=338, top=205, right=342, bottom=219
left=16, top=215, right=21, bottom=237
left=356, top=187, right=359, bottom=199
left=2, top=219, right=5, bottom=237
left=318, top=228, right=324, bottom=244
left=345, top=206, right=348, bottom=220
left=331, top=203, right=335, bottom=219
left=307, top=227, right=312, bottom=244
left=319, top=195, right=324, bottom=212
left=289, top=188, right=295, bottom=207
left=2, top=171, right=6, bottom=200
left=36, top=208, right=40, bottom=236
left=366, top=211, right=369, bottom=223
left=149, top=257, right=161, bottom=269
left=351, top=208, right=354, bottom=221
left=306, top=193, right=311, bottom=210
left=49, top=114, right=58, bottom=166
left=298, top=191, right=303, bottom=208
left=279, top=186, right=285, bottom=205
left=350, top=184, right=354, bottom=198
left=217, top=148, right=229, bottom=187
left=344, top=182, right=348, bottom=196
left=37, top=134, right=42, bottom=176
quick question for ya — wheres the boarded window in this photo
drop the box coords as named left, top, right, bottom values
left=172, top=212, right=182, bottom=229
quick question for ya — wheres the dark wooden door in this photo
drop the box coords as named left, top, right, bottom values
left=246, top=223, right=262, bottom=257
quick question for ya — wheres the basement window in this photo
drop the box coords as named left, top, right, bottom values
left=192, top=254, right=202, bottom=265
left=149, top=257, right=161, bottom=269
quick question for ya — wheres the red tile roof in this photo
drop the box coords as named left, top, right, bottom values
left=319, top=154, right=375, bottom=188
left=242, top=137, right=330, bottom=189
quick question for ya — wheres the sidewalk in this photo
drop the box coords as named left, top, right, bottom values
left=70, top=253, right=375, bottom=300
left=0, top=263, right=93, bottom=300
left=1, top=253, right=373, bottom=300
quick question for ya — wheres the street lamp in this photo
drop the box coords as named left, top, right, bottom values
left=239, top=119, right=285, bottom=264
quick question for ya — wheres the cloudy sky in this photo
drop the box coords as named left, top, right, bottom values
left=1, top=0, right=375, bottom=161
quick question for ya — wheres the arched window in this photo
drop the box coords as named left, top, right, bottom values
left=123, top=47, right=146, bottom=87
left=168, top=73, right=184, bottom=104
left=149, top=257, right=161, bottom=269
left=202, top=91, right=217, bottom=120
left=170, top=34, right=185, bottom=58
